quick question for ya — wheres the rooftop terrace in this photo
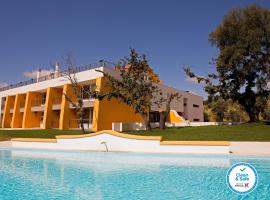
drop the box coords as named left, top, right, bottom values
left=0, top=60, right=114, bottom=92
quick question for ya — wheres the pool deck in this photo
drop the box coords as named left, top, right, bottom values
left=0, top=130, right=270, bottom=156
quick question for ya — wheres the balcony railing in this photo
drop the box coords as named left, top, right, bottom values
left=52, top=96, right=62, bottom=105
left=31, top=99, right=43, bottom=107
left=0, top=60, right=115, bottom=92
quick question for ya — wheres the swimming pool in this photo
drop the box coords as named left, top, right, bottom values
left=0, top=149, right=269, bottom=200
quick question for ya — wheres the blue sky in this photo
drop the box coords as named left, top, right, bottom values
left=0, top=0, right=269, bottom=98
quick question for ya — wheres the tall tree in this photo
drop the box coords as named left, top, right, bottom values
left=63, top=54, right=96, bottom=133
left=185, top=4, right=270, bottom=122
left=96, top=49, right=161, bottom=130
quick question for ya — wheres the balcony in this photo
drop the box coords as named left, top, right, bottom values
left=31, top=99, right=45, bottom=112
left=8, top=103, right=15, bottom=113
left=52, top=96, right=62, bottom=111
left=69, top=99, right=95, bottom=109
left=19, top=101, right=25, bottom=112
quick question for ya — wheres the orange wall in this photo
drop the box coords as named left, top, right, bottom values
left=1, top=95, right=15, bottom=128
left=166, top=110, right=184, bottom=123
left=43, top=87, right=62, bottom=129
left=22, top=92, right=42, bottom=128
left=92, top=77, right=143, bottom=131
left=11, top=93, right=26, bottom=128
left=59, top=84, right=72, bottom=130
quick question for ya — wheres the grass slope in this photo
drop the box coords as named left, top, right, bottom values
left=127, top=123, right=270, bottom=141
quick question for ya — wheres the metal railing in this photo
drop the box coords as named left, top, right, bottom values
left=0, top=60, right=115, bottom=92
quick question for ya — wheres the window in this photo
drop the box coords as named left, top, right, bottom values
left=81, top=84, right=96, bottom=99
left=150, top=111, right=160, bottom=122
left=193, top=104, right=199, bottom=108
left=1, top=97, right=6, bottom=110
left=177, top=112, right=183, bottom=116
left=193, top=119, right=200, bottom=122
left=40, top=112, right=44, bottom=121
left=183, top=98, right=188, bottom=107
left=41, top=93, right=47, bottom=104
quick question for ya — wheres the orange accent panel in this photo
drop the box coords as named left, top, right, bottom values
left=92, top=77, right=144, bottom=131
left=43, top=87, right=62, bottom=129
left=11, top=93, right=26, bottom=128
left=1, top=96, right=15, bottom=128
left=22, top=92, right=42, bottom=128
left=59, top=84, right=72, bottom=130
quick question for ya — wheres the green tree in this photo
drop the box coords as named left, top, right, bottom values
left=204, top=99, right=249, bottom=122
left=224, top=101, right=249, bottom=122
left=210, top=97, right=227, bottom=122
left=185, top=5, right=270, bottom=122
left=96, top=49, right=161, bottom=130
left=261, top=97, right=270, bottom=121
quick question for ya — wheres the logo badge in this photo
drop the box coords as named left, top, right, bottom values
left=226, top=162, right=258, bottom=195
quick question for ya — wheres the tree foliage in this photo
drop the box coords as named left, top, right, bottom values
left=185, top=4, right=270, bottom=122
left=204, top=99, right=249, bottom=122
left=96, top=49, right=161, bottom=130
left=261, top=97, right=270, bottom=121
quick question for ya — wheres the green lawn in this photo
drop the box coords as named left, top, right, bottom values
left=0, top=123, right=270, bottom=141
left=126, top=122, right=270, bottom=141
left=0, top=129, right=84, bottom=140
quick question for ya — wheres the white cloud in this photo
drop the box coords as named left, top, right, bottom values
left=23, top=69, right=51, bottom=79
left=0, top=82, right=9, bottom=88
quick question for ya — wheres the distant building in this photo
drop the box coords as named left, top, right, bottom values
left=0, top=62, right=203, bottom=131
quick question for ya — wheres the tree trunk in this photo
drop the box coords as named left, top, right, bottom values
left=159, top=93, right=175, bottom=129
left=159, top=112, right=166, bottom=130
left=143, top=114, right=151, bottom=131
left=239, top=92, right=260, bottom=123
left=246, top=110, right=259, bottom=122
left=80, top=117, right=85, bottom=133
left=78, top=107, right=86, bottom=134
left=243, top=102, right=259, bottom=122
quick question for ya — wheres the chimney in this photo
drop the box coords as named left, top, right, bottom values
left=37, top=68, right=42, bottom=82
left=54, top=62, right=60, bottom=77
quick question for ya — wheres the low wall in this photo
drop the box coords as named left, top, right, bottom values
left=189, top=122, right=218, bottom=126
left=230, top=142, right=270, bottom=156
left=0, top=141, right=12, bottom=148
left=112, top=122, right=242, bottom=132
left=8, top=130, right=230, bottom=154
left=112, top=122, right=159, bottom=132
left=1, top=132, right=269, bottom=156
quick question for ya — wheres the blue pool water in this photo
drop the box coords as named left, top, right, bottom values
left=0, top=149, right=270, bottom=200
